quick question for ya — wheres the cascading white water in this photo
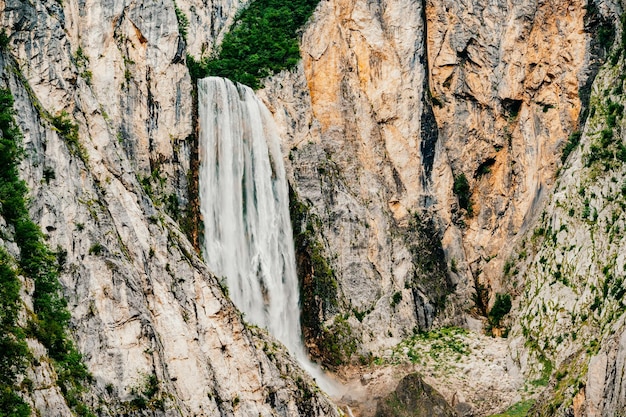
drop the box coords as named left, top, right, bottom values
left=198, top=77, right=335, bottom=393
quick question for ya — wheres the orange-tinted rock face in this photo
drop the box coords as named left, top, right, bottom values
left=426, top=0, right=588, bottom=292
left=268, top=0, right=595, bottom=344
left=274, top=0, right=626, bottom=414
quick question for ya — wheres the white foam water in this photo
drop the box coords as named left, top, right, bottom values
left=198, top=77, right=336, bottom=394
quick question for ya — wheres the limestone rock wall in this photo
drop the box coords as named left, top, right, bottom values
left=261, top=0, right=601, bottom=356
left=264, top=0, right=626, bottom=412
left=426, top=0, right=592, bottom=295
left=502, top=1, right=626, bottom=413
left=260, top=3, right=626, bottom=414
left=0, top=0, right=340, bottom=414
left=260, top=0, right=441, bottom=356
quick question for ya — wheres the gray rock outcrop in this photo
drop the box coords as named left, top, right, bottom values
left=0, top=0, right=340, bottom=413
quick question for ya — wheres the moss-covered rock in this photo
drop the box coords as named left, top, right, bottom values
left=375, top=373, right=456, bottom=417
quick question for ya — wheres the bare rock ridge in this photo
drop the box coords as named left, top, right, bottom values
left=2, top=0, right=626, bottom=414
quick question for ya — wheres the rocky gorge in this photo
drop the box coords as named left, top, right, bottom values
left=1, top=0, right=626, bottom=415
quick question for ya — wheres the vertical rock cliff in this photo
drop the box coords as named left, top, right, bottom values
left=260, top=0, right=453, bottom=361
left=504, top=2, right=626, bottom=414
left=426, top=0, right=593, bottom=292
left=261, top=0, right=626, bottom=414
left=0, top=0, right=340, bottom=414
left=261, top=0, right=606, bottom=357
left=2, top=0, right=626, bottom=414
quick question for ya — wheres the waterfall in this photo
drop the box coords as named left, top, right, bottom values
left=198, top=77, right=334, bottom=392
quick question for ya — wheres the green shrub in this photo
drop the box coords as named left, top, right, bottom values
left=73, top=47, right=92, bottom=85
left=453, top=173, right=472, bottom=215
left=318, top=316, right=358, bottom=367
left=0, top=88, right=92, bottom=414
left=0, top=30, right=9, bottom=50
left=489, top=293, right=512, bottom=327
left=174, top=2, right=189, bottom=41
left=390, top=291, right=402, bottom=308
left=600, top=128, right=614, bottom=146
left=0, top=89, right=32, bottom=414
left=582, top=199, right=591, bottom=219
left=51, top=111, right=87, bottom=161
left=88, top=242, right=104, bottom=256
left=0, top=249, right=31, bottom=416
left=598, top=25, right=614, bottom=47
left=561, top=131, right=581, bottom=163
left=51, top=111, right=79, bottom=142
left=450, top=258, right=458, bottom=273
left=188, top=0, right=320, bottom=89
left=43, top=166, right=56, bottom=184
left=584, top=98, right=624, bottom=168
left=0, top=389, right=31, bottom=417
left=503, top=259, right=513, bottom=276
left=488, top=400, right=535, bottom=417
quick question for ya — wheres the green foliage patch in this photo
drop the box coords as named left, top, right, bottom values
left=188, top=0, right=320, bottom=89
left=453, top=173, right=472, bottom=215
left=584, top=98, right=625, bottom=169
left=51, top=110, right=88, bottom=162
left=390, top=291, right=402, bottom=308
left=386, top=327, right=470, bottom=367
left=488, top=400, right=535, bottom=417
left=0, top=30, right=9, bottom=50
left=0, top=87, right=33, bottom=415
left=125, top=373, right=165, bottom=412
left=317, top=315, right=358, bottom=367
left=489, top=293, right=512, bottom=327
left=561, top=131, right=581, bottom=163
left=0, top=248, right=31, bottom=416
left=0, top=87, right=93, bottom=415
left=173, top=2, right=189, bottom=41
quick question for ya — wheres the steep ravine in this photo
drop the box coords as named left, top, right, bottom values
left=262, top=0, right=626, bottom=415
left=262, top=0, right=607, bottom=358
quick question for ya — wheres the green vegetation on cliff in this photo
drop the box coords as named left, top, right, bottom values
left=509, top=13, right=626, bottom=414
left=453, top=173, right=472, bottom=215
left=488, top=400, right=535, bottom=417
left=188, top=0, right=320, bottom=89
left=0, top=87, right=32, bottom=416
left=489, top=293, right=512, bottom=327
left=0, top=251, right=29, bottom=416
left=288, top=186, right=354, bottom=367
left=0, top=86, right=92, bottom=415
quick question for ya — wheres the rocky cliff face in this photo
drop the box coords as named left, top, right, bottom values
left=0, top=0, right=340, bottom=414
left=263, top=0, right=626, bottom=414
left=3, top=0, right=626, bottom=414
left=260, top=0, right=448, bottom=359
left=262, top=0, right=605, bottom=354
left=503, top=3, right=626, bottom=413
left=426, top=0, right=594, bottom=294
